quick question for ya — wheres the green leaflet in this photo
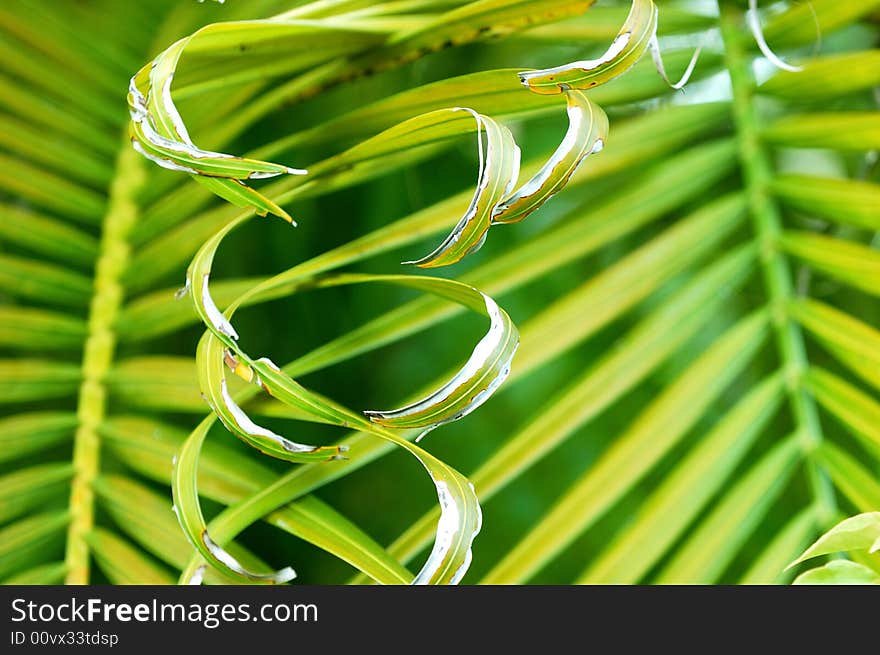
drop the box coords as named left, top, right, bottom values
left=794, top=560, right=880, bottom=585
left=345, top=95, right=604, bottom=266
left=578, top=375, right=784, bottom=584
left=300, top=97, right=603, bottom=266
left=789, top=298, right=880, bottom=393
left=655, top=436, right=801, bottom=584
left=805, top=368, right=880, bottom=453
left=762, top=0, right=880, bottom=49
left=0, top=253, right=92, bottom=307
left=739, top=509, right=817, bottom=585
left=0, top=360, right=81, bottom=404
left=816, top=442, right=880, bottom=512
left=178, top=278, right=506, bottom=582
left=789, top=513, right=880, bottom=569
left=359, top=239, right=756, bottom=583
left=344, top=0, right=595, bottom=73
left=771, top=175, right=880, bottom=231
left=762, top=112, right=880, bottom=151
left=518, top=0, right=699, bottom=94
left=0, top=463, right=73, bottom=524
left=285, top=106, right=521, bottom=269
left=518, top=5, right=714, bottom=42
left=2, top=562, right=68, bottom=585
left=106, top=356, right=216, bottom=415
left=188, top=176, right=297, bottom=224
left=172, top=27, right=387, bottom=100
left=0, top=65, right=116, bottom=155
left=204, top=0, right=596, bottom=148
left=759, top=50, right=880, bottom=100
left=0, top=204, right=98, bottom=268
left=86, top=528, right=175, bottom=585
left=207, top=274, right=517, bottom=438
left=404, top=455, right=483, bottom=584
left=0, top=412, right=76, bottom=465
left=0, top=113, right=111, bottom=187
left=0, top=512, right=69, bottom=580
left=218, top=281, right=513, bottom=447
left=483, top=311, right=770, bottom=584
left=519, top=0, right=656, bottom=93
left=93, top=474, right=266, bottom=586
left=185, top=216, right=248, bottom=346
left=0, top=153, right=106, bottom=226
left=101, top=416, right=280, bottom=503
left=780, top=231, right=880, bottom=297
left=0, top=306, right=86, bottom=351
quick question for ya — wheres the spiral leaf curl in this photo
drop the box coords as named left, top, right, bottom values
left=127, top=0, right=698, bottom=585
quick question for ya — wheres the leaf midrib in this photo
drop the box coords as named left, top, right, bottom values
left=718, top=3, right=836, bottom=527
left=64, top=144, right=145, bottom=584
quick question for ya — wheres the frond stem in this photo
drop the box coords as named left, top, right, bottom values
left=719, top=3, right=836, bottom=527
left=64, top=144, right=144, bottom=583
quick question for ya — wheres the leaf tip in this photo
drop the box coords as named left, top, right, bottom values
left=748, top=0, right=804, bottom=73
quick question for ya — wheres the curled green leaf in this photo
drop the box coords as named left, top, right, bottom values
left=410, top=470, right=481, bottom=585
left=173, top=406, right=482, bottom=585
left=183, top=308, right=486, bottom=584
left=747, top=0, right=803, bottom=73
left=187, top=205, right=519, bottom=452
left=491, top=89, right=608, bottom=225
left=313, top=100, right=605, bottom=267
left=190, top=227, right=520, bottom=448
left=182, top=215, right=350, bottom=463
left=128, top=25, right=311, bottom=222
left=197, top=333, right=348, bottom=464
left=648, top=35, right=702, bottom=91
left=518, top=0, right=657, bottom=94
left=365, top=287, right=519, bottom=438
left=186, top=565, right=206, bottom=586
left=184, top=216, right=247, bottom=351
left=221, top=269, right=520, bottom=439
left=179, top=209, right=515, bottom=582
left=164, top=0, right=690, bottom=586
left=172, top=418, right=296, bottom=584
left=517, top=0, right=700, bottom=94
left=403, top=108, right=521, bottom=268
left=129, top=44, right=302, bottom=180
